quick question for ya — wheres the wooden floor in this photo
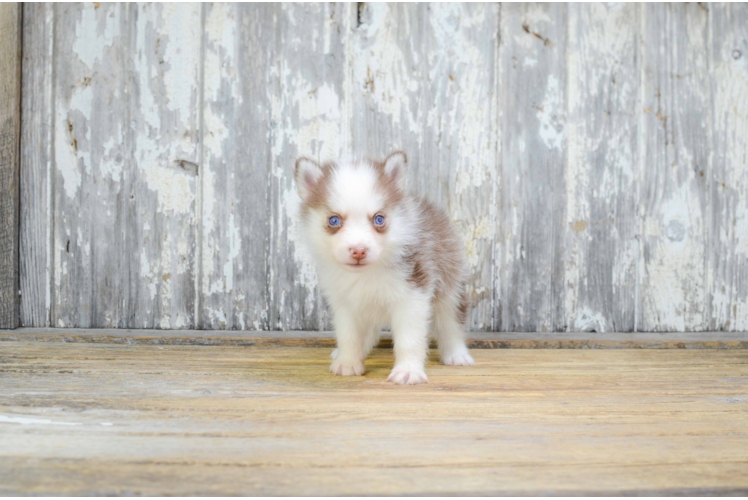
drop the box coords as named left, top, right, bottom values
left=1, top=340, right=747, bottom=496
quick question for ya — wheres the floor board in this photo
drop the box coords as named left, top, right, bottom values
left=1, top=341, right=747, bottom=495
left=2, top=327, right=747, bottom=349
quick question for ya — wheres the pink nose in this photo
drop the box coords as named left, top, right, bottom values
left=350, top=247, right=367, bottom=260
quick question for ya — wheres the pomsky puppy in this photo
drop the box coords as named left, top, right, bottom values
left=294, top=152, right=474, bottom=385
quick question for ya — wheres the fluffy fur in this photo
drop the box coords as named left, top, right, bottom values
left=294, top=152, right=474, bottom=385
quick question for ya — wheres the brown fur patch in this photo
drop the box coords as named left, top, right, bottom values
left=371, top=152, right=406, bottom=209
left=457, top=289, right=469, bottom=325
left=296, top=158, right=336, bottom=216
left=324, top=223, right=342, bottom=235
left=405, top=254, right=429, bottom=289
left=408, top=197, right=468, bottom=317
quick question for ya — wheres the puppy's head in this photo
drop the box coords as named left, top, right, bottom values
left=294, top=152, right=408, bottom=272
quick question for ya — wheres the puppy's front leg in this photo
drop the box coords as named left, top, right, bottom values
left=388, top=291, right=431, bottom=385
left=330, top=306, right=366, bottom=376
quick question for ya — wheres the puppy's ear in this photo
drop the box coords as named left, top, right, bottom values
left=294, top=157, right=324, bottom=202
left=383, top=151, right=407, bottom=191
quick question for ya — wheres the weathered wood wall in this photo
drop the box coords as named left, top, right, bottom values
left=0, top=3, right=22, bottom=329
left=18, top=3, right=748, bottom=332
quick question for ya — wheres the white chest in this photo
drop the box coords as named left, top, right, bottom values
left=322, top=266, right=411, bottom=321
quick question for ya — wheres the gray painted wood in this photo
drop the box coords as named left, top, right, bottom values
left=52, top=3, right=129, bottom=328
left=47, top=3, right=200, bottom=329
left=709, top=3, right=748, bottom=331
left=199, top=3, right=274, bottom=330
left=499, top=4, right=568, bottom=332
left=20, top=3, right=54, bottom=328
left=126, top=3, right=201, bottom=329
left=17, top=2, right=748, bottom=333
left=640, top=4, right=710, bottom=332
left=0, top=3, right=22, bottom=329
left=564, top=4, right=639, bottom=332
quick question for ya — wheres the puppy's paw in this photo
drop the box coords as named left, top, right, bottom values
left=330, top=357, right=365, bottom=376
left=442, top=348, right=475, bottom=366
left=330, top=348, right=339, bottom=360
left=387, top=364, right=429, bottom=385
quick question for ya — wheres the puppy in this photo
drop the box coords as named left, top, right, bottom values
left=294, top=152, right=474, bottom=385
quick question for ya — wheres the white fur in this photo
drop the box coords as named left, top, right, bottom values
left=296, top=156, right=474, bottom=385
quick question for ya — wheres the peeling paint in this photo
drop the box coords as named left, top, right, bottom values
left=72, top=4, right=117, bottom=70
left=536, top=75, right=565, bottom=151
left=573, top=307, right=607, bottom=332
left=354, top=4, right=420, bottom=133
left=462, top=216, right=493, bottom=269
left=283, top=188, right=319, bottom=294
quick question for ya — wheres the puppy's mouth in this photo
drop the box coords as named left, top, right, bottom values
left=345, top=262, right=368, bottom=269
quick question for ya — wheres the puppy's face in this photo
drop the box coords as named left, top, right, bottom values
left=294, top=153, right=407, bottom=271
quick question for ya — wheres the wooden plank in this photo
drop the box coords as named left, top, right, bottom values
left=126, top=3, right=202, bottom=328
left=52, top=3, right=130, bottom=327
left=709, top=3, right=748, bottom=331
left=51, top=4, right=201, bottom=328
left=351, top=3, right=500, bottom=330
left=1, top=343, right=747, bottom=495
left=0, top=3, right=22, bottom=329
left=639, top=4, right=710, bottom=331
left=199, top=4, right=275, bottom=330
left=19, top=3, right=54, bottom=327
left=266, top=3, right=349, bottom=331
left=499, top=4, right=568, bottom=331
left=564, top=4, right=639, bottom=332
left=1, top=327, right=747, bottom=349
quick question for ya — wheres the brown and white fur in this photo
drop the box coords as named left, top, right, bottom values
left=294, top=151, right=474, bottom=385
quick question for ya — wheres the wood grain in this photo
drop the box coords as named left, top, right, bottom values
left=199, top=4, right=271, bottom=330
left=49, top=4, right=201, bottom=328
left=20, top=3, right=54, bottom=327
left=0, top=3, right=21, bottom=329
left=1, top=328, right=747, bottom=350
left=640, top=4, right=710, bottom=331
left=1, top=342, right=747, bottom=495
left=127, top=3, right=201, bottom=329
left=499, top=4, right=568, bottom=331
left=709, top=3, right=748, bottom=331
left=52, top=4, right=130, bottom=328
left=564, top=4, right=639, bottom=332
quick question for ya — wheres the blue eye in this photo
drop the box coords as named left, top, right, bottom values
left=328, top=216, right=341, bottom=227
left=374, top=214, right=385, bottom=226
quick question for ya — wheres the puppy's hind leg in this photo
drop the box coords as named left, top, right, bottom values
left=433, top=291, right=474, bottom=366
left=363, top=323, right=381, bottom=358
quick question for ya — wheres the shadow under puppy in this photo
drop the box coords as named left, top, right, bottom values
left=294, top=152, right=474, bottom=385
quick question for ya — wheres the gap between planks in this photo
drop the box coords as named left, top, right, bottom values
left=0, top=327, right=745, bottom=349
